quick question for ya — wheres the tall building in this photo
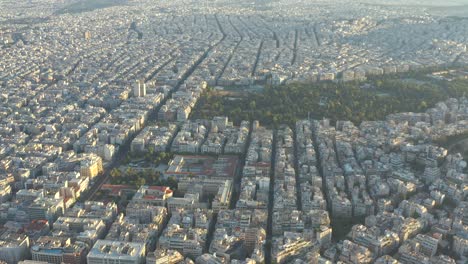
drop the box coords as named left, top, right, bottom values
left=27, top=197, right=64, bottom=223
left=80, top=154, right=103, bottom=179
left=87, top=240, right=146, bottom=264
left=245, top=228, right=266, bottom=254
left=453, top=235, right=468, bottom=257
left=133, top=80, right=146, bottom=97
left=0, top=233, right=30, bottom=264
left=84, top=31, right=91, bottom=40
left=31, top=236, right=87, bottom=264
left=146, top=249, right=184, bottom=264
left=414, top=234, right=438, bottom=257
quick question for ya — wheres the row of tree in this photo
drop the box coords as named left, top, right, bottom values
left=110, top=166, right=178, bottom=189
left=191, top=74, right=468, bottom=127
left=124, top=150, right=174, bottom=165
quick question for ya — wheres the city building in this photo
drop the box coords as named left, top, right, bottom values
left=87, top=240, right=146, bottom=264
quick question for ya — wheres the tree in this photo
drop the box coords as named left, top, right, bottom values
left=249, top=100, right=256, bottom=110
left=124, top=154, right=131, bottom=164
left=136, top=177, right=146, bottom=187
left=110, top=168, right=121, bottom=178
left=376, top=80, right=383, bottom=88
left=419, top=100, right=428, bottom=110
left=142, top=168, right=151, bottom=179
left=126, top=167, right=136, bottom=177
left=151, top=173, right=159, bottom=183
left=146, top=146, right=155, bottom=159
left=166, top=177, right=178, bottom=190
left=190, top=70, right=468, bottom=127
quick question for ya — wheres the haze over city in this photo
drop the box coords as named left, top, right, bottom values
left=0, top=1, right=467, bottom=264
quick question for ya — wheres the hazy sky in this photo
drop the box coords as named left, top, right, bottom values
left=362, top=0, right=468, bottom=6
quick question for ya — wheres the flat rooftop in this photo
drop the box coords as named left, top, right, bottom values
left=166, top=155, right=239, bottom=179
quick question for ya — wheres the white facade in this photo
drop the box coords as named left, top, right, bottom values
left=87, top=240, right=146, bottom=264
